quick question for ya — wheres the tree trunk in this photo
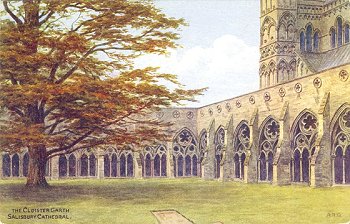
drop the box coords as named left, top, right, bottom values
left=26, top=145, right=49, bottom=188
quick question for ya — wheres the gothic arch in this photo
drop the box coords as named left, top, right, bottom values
left=305, top=23, right=313, bottom=52
left=258, top=116, right=280, bottom=182
left=345, top=23, right=349, bottom=43
left=289, top=59, right=296, bottom=80
left=233, top=121, right=250, bottom=179
left=278, top=11, right=296, bottom=41
left=277, top=59, right=288, bottom=83
left=59, top=155, right=67, bottom=177
left=173, top=128, right=199, bottom=177
left=266, top=60, right=276, bottom=86
left=214, top=126, right=225, bottom=178
left=260, top=63, right=267, bottom=88
left=313, top=29, right=321, bottom=52
left=330, top=27, right=336, bottom=48
left=261, top=16, right=277, bottom=45
left=198, top=129, right=207, bottom=175
left=336, top=16, right=343, bottom=47
left=290, top=109, right=318, bottom=184
left=68, top=154, right=76, bottom=177
left=142, top=145, right=167, bottom=177
left=330, top=103, right=350, bottom=184
left=23, top=152, right=29, bottom=177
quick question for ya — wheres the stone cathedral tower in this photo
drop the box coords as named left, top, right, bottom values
left=259, top=0, right=350, bottom=89
left=259, top=0, right=298, bottom=88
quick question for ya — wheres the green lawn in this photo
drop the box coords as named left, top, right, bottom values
left=0, top=178, right=349, bottom=224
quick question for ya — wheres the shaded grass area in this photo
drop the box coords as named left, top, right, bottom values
left=0, top=178, right=349, bottom=224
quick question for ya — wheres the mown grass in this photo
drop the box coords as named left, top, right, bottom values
left=0, top=178, right=349, bottom=224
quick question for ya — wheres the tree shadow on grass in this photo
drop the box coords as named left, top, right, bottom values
left=0, top=180, right=183, bottom=203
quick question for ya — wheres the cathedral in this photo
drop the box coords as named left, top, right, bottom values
left=1, top=0, right=350, bottom=187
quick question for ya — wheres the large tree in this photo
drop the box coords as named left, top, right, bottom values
left=0, top=0, right=203, bottom=187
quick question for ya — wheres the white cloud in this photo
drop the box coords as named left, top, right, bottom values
left=135, top=34, right=259, bottom=107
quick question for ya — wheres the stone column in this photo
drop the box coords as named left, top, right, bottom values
left=18, top=154, right=23, bottom=177
left=312, top=93, right=331, bottom=187
left=0, top=154, right=3, bottom=178
left=246, top=109, right=258, bottom=183
left=203, top=120, right=216, bottom=179
left=151, top=158, right=154, bottom=177
left=97, top=153, right=104, bottom=179
left=223, top=116, right=234, bottom=180
left=273, top=101, right=291, bottom=186
left=133, top=151, right=142, bottom=179
left=51, top=156, right=59, bottom=180
left=343, top=158, right=346, bottom=184
left=331, top=157, right=335, bottom=185
left=166, top=141, right=174, bottom=178
left=299, top=158, right=302, bottom=182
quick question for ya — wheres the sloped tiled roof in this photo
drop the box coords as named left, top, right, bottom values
left=297, top=44, right=350, bottom=73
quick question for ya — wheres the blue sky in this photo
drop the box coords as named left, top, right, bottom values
left=141, top=0, right=261, bottom=107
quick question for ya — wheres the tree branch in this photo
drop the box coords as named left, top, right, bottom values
left=47, top=129, right=94, bottom=155
left=39, top=10, right=55, bottom=26
left=3, top=1, right=23, bottom=25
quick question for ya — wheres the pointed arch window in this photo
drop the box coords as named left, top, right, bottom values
left=23, top=153, right=29, bottom=177
left=313, top=32, right=319, bottom=52
left=173, top=128, right=199, bottom=177
left=80, top=154, right=88, bottom=176
left=111, top=153, right=117, bottom=177
left=68, top=154, right=76, bottom=177
left=306, top=25, right=312, bottom=52
left=330, top=28, right=336, bottom=48
left=89, top=154, right=96, bottom=176
left=300, top=31, right=305, bottom=52
left=104, top=154, right=110, bottom=177
left=59, top=155, right=67, bottom=177
left=291, top=112, right=318, bottom=183
left=259, top=117, right=279, bottom=182
left=331, top=106, right=350, bottom=184
left=127, top=154, right=134, bottom=177
left=337, top=17, right=343, bottom=47
left=233, top=122, right=250, bottom=180
left=2, top=153, right=11, bottom=177
left=345, top=24, right=349, bottom=44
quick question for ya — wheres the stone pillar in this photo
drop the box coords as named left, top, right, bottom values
left=166, top=141, right=174, bottom=178
left=97, top=153, right=104, bottom=179
left=245, top=109, right=258, bottom=183
left=51, top=156, right=59, bottom=180
left=19, top=154, right=23, bottom=177
left=0, top=153, right=3, bottom=178
left=223, top=116, right=234, bottom=180
left=312, top=93, right=331, bottom=187
left=151, top=159, right=154, bottom=177
left=331, top=157, right=335, bottom=185
left=273, top=101, right=291, bottom=186
left=300, top=158, right=303, bottom=182
left=342, top=158, right=346, bottom=184
left=134, top=151, right=142, bottom=179
left=203, top=120, right=216, bottom=179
